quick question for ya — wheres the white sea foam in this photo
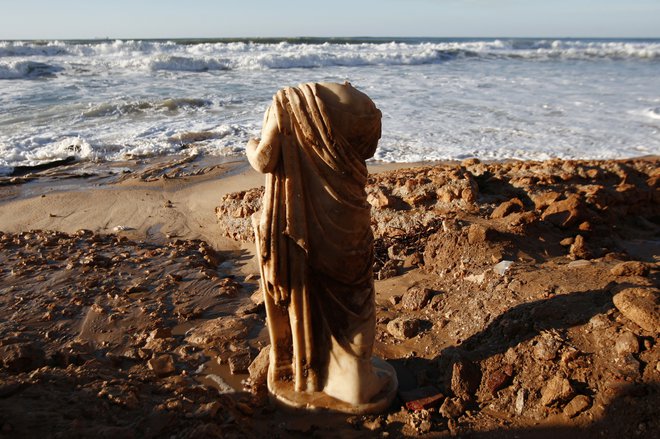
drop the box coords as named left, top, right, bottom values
left=0, top=38, right=658, bottom=175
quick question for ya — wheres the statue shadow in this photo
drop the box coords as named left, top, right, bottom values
left=390, top=283, right=617, bottom=394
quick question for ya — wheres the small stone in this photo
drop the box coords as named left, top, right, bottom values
left=248, top=346, right=270, bottom=387
left=569, top=235, right=591, bottom=260
left=387, top=317, right=422, bottom=340
left=541, top=194, right=585, bottom=228
left=560, top=237, right=575, bottom=247
left=491, top=198, right=523, bottom=219
left=389, top=295, right=401, bottom=306
left=228, top=351, right=252, bottom=374
left=540, top=376, right=575, bottom=407
left=367, top=188, right=394, bottom=208
left=148, top=354, right=176, bottom=377
left=613, top=288, right=659, bottom=333
left=515, top=388, right=526, bottom=415
left=403, top=252, right=422, bottom=268
left=610, top=261, right=649, bottom=277
left=401, top=287, right=433, bottom=311
left=149, top=327, right=172, bottom=340
left=615, top=332, right=639, bottom=355
left=533, top=334, right=561, bottom=361
left=485, top=365, right=514, bottom=396
left=439, top=397, right=467, bottom=419
left=563, top=395, right=591, bottom=418
left=399, top=386, right=444, bottom=411
left=451, top=360, right=481, bottom=400
left=467, top=224, right=489, bottom=244
left=250, top=289, right=265, bottom=306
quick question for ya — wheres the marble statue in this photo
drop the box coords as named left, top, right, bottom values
left=246, top=82, right=397, bottom=413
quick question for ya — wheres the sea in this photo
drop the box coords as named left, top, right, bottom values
left=1, top=37, right=659, bottom=176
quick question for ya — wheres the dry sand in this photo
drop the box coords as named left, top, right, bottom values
left=0, top=155, right=658, bottom=438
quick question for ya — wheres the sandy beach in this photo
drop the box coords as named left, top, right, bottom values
left=0, top=155, right=658, bottom=437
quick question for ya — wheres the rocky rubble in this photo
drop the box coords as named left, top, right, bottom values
left=213, top=158, right=659, bottom=437
left=1, top=157, right=658, bottom=437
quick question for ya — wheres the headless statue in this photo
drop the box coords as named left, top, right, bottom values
left=247, top=82, right=397, bottom=413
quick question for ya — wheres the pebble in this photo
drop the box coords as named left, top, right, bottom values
left=485, top=364, right=513, bottom=396
left=563, top=395, right=591, bottom=418
left=490, top=198, right=523, bottom=219
left=515, top=388, right=526, bottom=415
left=439, top=397, right=467, bottom=419
left=533, top=334, right=561, bottom=361
left=401, top=286, right=433, bottom=311
left=148, top=354, right=176, bottom=377
left=451, top=360, right=481, bottom=400
left=540, top=376, right=575, bottom=407
left=386, top=317, right=422, bottom=340
left=614, top=332, right=639, bottom=355
left=247, top=346, right=270, bottom=387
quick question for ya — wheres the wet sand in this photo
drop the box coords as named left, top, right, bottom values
left=0, top=155, right=658, bottom=438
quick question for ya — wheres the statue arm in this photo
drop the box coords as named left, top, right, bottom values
left=246, top=105, right=281, bottom=174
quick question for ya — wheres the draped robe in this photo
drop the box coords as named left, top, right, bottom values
left=250, top=83, right=382, bottom=393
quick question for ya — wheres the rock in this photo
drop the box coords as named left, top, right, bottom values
left=148, top=354, right=176, bottom=377
left=569, top=235, right=591, bottom=260
left=491, top=198, right=523, bottom=219
left=615, top=332, right=639, bottom=355
left=612, top=288, right=659, bottom=333
left=451, top=360, right=481, bottom=400
left=467, top=224, right=489, bottom=244
left=439, top=397, right=467, bottom=419
left=533, top=334, right=561, bottom=361
left=389, top=295, right=401, bottom=306
left=403, top=252, right=422, bottom=268
left=401, top=287, right=433, bottom=311
left=485, top=364, right=514, bottom=396
left=0, top=342, right=46, bottom=373
left=399, top=386, right=445, bottom=411
left=228, top=351, right=252, bottom=374
left=610, top=261, right=649, bottom=277
left=149, top=327, right=172, bottom=340
left=541, top=194, right=585, bottom=228
left=559, top=237, right=575, bottom=247
left=531, top=190, right=562, bottom=210
left=377, top=260, right=401, bottom=280
left=515, top=388, right=526, bottom=415
left=563, top=395, right=591, bottom=418
left=387, top=317, right=422, bottom=340
left=250, top=289, right=265, bottom=306
left=248, top=346, right=270, bottom=387
left=540, top=376, right=575, bottom=407
left=367, top=188, right=395, bottom=209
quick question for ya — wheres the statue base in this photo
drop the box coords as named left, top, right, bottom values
left=267, top=357, right=398, bottom=414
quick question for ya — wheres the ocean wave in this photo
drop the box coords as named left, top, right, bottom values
left=0, top=60, right=62, bottom=79
left=81, top=98, right=211, bottom=118
left=1, top=39, right=658, bottom=72
left=644, top=107, right=660, bottom=120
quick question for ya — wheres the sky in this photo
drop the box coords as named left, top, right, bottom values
left=0, top=0, right=658, bottom=40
